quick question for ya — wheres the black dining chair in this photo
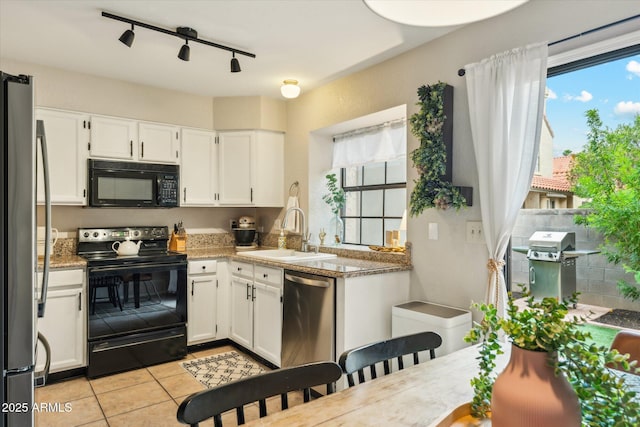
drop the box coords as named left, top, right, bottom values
left=176, top=361, right=343, bottom=427
left=338, top=331, right=442, bottom=387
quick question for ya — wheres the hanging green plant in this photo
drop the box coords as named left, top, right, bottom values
left=409, top=82, right=467, bottom=214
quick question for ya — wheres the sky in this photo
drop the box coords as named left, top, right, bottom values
left=545, top=53, right=640, bottom=156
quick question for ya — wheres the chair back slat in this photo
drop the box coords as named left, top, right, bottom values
left=370, top=364, right=377, bottom=380
left=281, top=393, right=289, bottom=410
left=383, top=360, right=391, bottom=375
left=177, top=361, right=343, bottom=426
left=338, top=331, right=443, bottom=387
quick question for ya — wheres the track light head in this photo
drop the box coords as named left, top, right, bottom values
left=230, top=52, right=241, bottom=73
left=119, top=24, right=135, bottom=47
left=178, top=40, right=190, bottom=61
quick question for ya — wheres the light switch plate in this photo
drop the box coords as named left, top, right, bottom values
left=428, top=222, right=438, bottom=240
left=466, top=221, right=484, bottom=243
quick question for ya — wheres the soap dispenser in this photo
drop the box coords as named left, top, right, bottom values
left=278, top=228, right=287, bottom=249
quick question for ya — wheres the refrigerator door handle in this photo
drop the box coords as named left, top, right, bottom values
left=36, top=119, right=50, bottom=318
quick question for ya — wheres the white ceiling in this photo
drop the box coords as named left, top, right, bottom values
left=0, top=0, right=464, bottom=99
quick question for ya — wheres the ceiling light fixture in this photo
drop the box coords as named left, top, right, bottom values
left=230, top=52, right=241, bottom=73
left=280, top=79, right=301, bottom=99
left=362, top=0, right=529, bottom=27
left=102, top=11, right=255, bottom=71
left=178, top=40, right=190, bottom=61
left=119, top=24, right=135, bottom=47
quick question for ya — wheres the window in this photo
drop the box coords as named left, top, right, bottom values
left=341, top=157, right=406, bottom=246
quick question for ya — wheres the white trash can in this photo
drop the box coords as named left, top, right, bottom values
left=392, top=301, right=471, bottom=357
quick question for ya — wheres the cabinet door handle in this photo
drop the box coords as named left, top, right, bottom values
left=78, top=291, right=82, bottom=311
left=263, top=273, right=268, bottom=279
left=183, top=188, right=187, bottom=203
left=246, top=283, right=251, bottom=300
left=141, top=141, right=144, bottom=158
left=130, top=140, right=133, bottom=156
left=191, top=279, right=195, bottom=296
left=252, top=285, right=256, bottom=301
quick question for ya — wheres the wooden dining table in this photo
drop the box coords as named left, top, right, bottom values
left=245, top=344, right=508, bottom=426
left=245, top=343, right=640, bottom=427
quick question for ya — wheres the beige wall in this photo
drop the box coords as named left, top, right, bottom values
left=283, top=0, right=639, bottom=313
left=212, top=96, right=286, bottom=131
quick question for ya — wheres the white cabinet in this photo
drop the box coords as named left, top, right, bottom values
left=89, top=115, right=138, bottom=160
left=181, top=128, right=219, bottom=206
left=35, top=269, right=86, bottom=373
left=229, top=261, right=282, bottom=366
left=252, top=131, right=284, bottom=207
left=89, top=116, right=179, bottom=164
left=218, top=130, right=285, bottom=207
left=218, top=131, right=253, bottom=205
left=138, top=122, right=180, bottom=163
left=36, top=108, right=89, bottom=205
left=187, top=260, right=218, bottom=345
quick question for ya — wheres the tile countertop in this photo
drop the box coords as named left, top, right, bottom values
left=41, top=247, right=412, bottom=278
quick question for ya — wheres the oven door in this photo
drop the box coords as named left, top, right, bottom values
left=87, top=261, right=187, bottom=341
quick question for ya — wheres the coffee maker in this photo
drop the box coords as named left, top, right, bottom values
left=233, top=216, right=257, bottom=248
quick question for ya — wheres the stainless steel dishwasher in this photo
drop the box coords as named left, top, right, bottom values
left=281, top=270, right=335, bottom=367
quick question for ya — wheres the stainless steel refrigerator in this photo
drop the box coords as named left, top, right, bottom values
left=1, top=71, right=51, bottom=427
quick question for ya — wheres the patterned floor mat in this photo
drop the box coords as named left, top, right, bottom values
left=180, top=351, right=266, bottom=388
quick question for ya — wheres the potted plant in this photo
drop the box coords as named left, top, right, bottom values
left=464, top=289, right=639, bottom=426
left=322, top=173, right=346, bottom=244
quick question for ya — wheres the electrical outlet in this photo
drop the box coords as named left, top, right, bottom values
left=466, top=221, right=484, bottom=243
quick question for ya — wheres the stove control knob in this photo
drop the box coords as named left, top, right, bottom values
left=533, top=251, right=539, bottom=257
left=548, top=253, right=553, bottom=258
left=83, top=232, right=90, bottom=238
left=93, top=231, right=99, bottom=238
left=132, top=230, right=141, bottom=238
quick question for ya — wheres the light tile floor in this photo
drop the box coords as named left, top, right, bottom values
left=34, top=345, right=292, bottom=427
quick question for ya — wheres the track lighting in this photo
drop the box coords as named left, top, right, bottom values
left=178, top=40, right=190, bottom=61
left=280, top=80, right=301, bottom=99
left=102, top=11, right=255, bottom=72
left=119, top=24, right=135, bottom=47
left=230, top=52, right=241, bottom=73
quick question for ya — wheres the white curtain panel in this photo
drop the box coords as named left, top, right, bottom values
left=465, top=42, right=548, bottom=316
left=332, top=123, right=406, bottom=169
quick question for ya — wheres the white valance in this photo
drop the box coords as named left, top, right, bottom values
left=332, top=121, right=406, bottom=168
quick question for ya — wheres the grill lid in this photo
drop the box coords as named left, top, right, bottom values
left=528, top=231, right=575, bottom=252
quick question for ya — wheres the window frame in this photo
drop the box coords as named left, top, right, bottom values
left=340, top=161, right=406, bottom=246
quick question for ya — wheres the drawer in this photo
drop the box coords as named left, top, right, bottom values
left=254, top=265, right=282, bottom=288
left=188, top=259, right=217, bottom=275
left=231, top=261, right=253, bottom=279
left=37, top=268, right=84, bottom=290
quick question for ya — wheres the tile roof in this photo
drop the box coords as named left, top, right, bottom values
left=531, top=155, right=574, bottom=193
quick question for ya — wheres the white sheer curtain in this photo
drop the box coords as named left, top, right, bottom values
left=465, top=42, right=548, bottom=316
left=332, top=122, right=406, bottom=168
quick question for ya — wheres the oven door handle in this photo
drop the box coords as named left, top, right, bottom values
left=88, top=261, right=186, bottom=274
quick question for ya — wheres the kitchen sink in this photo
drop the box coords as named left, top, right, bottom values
left=238, top=249, right=337, bottom=263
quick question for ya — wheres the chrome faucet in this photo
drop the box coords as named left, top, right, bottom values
left=282, top=207, right=309, bottom=252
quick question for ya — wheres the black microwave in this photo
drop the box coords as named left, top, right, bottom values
left=88, top=159, right=179, bottom=208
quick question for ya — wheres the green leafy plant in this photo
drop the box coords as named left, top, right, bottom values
left=570, top=109, right=640, bottom=301
left=322, top=173, right=345, bottom=215
left=409, top=82, right=466, bottom=213
left=464, top=288, right=639, bottom=425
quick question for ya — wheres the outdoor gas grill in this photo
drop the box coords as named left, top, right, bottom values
left=514, top=231, right=599, bottom=301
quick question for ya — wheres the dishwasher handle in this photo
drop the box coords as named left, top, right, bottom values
left=285, top=273, right=332, bottom=288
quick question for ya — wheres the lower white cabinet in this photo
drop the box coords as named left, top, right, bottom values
left=229, top=261, right=282, bottom=366
left=187, top=260, right=218, bottom=345
left=36, top=269, right=86, bottom=373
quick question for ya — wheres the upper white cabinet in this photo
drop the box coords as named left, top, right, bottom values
left=218, top=131, right=253, bottom=205
left=181, top=128, right=218, bottom=206
left=252, top=131, right=284, bottom=207
left=138, top=122, right=180, bottom=163
left=36, top=108, right=89, bottom=205
left=218, top=130, right=284, bottom=207
left=89, top=116, right=179, bottom=164
left=89, top=115, right=138, bottom=160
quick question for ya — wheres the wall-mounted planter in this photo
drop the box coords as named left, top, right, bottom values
left=409, top=82, right=471, bottom=213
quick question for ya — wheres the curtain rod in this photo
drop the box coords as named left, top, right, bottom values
left=457, top=13, right=640, bottom=76
left=333, top=118, right=406, bottom=141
